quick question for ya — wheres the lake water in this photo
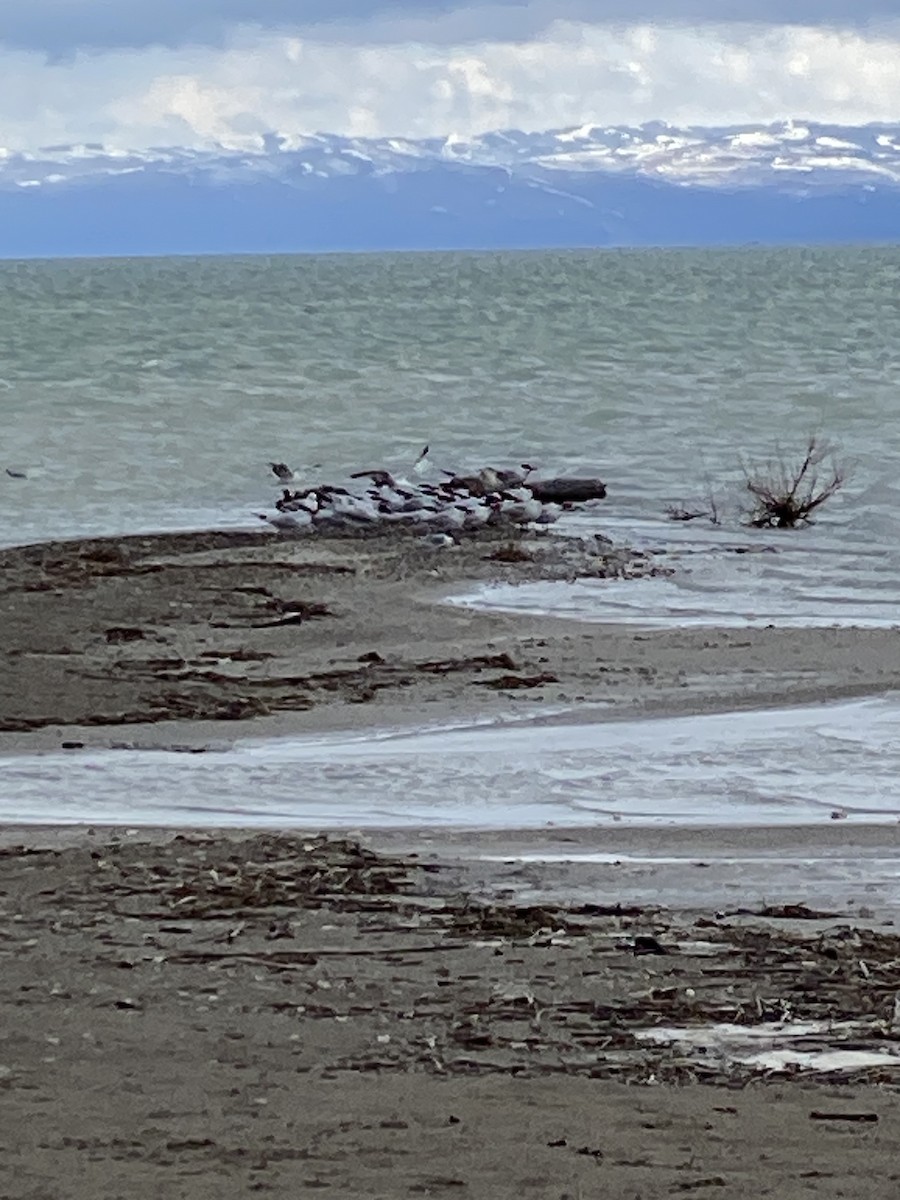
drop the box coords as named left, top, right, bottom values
left=3, top=246, right=900, bottom=839
left=4, top=245, right=900, bottom=625
left=2, top=697, right=898, bottom=829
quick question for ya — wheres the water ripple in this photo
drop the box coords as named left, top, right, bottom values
left=1, top=697, right=898, bottom=829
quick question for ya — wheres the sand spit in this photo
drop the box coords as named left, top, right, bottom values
left=4, top=528, right=900, bottom=1197
left=3, top=525, right=900, bottom=750
left=0, top=526, right=636, bottom=738
left=1, top=828, right=899, bottom=1199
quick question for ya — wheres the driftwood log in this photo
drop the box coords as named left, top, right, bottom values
left=529, top=477, right=607, bottom=503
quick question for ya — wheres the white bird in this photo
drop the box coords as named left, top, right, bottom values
left=461, top=500, right=495, bottom=530
left=258, top=510, right=311, bottom=532
left=432, top=505, right=468, bottom=532
left=276, top=489, right=318, bottom=514
left=314, top=493, right=381, bottom=529
left=499, top=492, right=543, bottom=524
left=371, top=483, right=416, bottom=513
left=503, top=486, right=534, bottom=503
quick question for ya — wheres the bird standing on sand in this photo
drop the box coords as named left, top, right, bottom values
left=257, top=510, right=312, bottom=531
left=254, top=447, right=606, bottom=535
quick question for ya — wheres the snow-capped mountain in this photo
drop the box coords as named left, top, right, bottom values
left=3, top=120, right=900, bottom=257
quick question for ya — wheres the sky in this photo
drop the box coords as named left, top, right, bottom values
left=3, top=1, right=900, bottom=152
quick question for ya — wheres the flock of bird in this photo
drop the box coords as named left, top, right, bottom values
left=257, top=447, right=601, bottom=542
left=6, top=445, right=606, bottom=546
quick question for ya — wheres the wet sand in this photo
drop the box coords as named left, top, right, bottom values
left=2, top=526, right=900, bottom=751
left=3, top=528, right=900, bottom=1196
left=2, top=828, right=900, bottom=1199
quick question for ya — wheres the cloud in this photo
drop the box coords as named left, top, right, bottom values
left=3, top=21, right=900, bottom=152
left=4, top=1, right=900, bottom=55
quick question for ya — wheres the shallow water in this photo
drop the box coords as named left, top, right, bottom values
left=473, top=844, right=900, bottom=920
left=3, top=246, right=900, bottom=629
left=455, top=546, right=900, bottom=629
left=3, top=697, right=899, bottom=829
left=5, top=247, right=900, bottom=839
left=454, top=505, right=900, bottom=629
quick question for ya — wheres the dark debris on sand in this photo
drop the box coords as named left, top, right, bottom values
left=0, top=525, right=664, bottom=731
left=4, top=833, right=900, bottom=1089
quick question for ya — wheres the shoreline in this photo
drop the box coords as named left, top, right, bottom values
left=3, top=819, right=899, bottom=920
left=3, top=524, right=900, bottom=752
left=5, top=530, right=900, bottom=1195
left=2, top=681, right=895, bottom=758
left=0, top=524, right=640, bottom=739
left=2, top=825, right=899, bottom=1198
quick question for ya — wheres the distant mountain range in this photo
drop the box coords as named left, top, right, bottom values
left=3, top=119, right=900, bottom=257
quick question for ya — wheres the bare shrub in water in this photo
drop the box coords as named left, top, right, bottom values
left=665, top=477, right=721, bottom=526
left=741, top=436, right=846, bottom=529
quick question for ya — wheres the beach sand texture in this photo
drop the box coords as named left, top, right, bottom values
left=2, top=527, right=900, bottom=1197
left=3, top=527, right=900, bottom=746
left=2, top=829, right=900, bottom=1199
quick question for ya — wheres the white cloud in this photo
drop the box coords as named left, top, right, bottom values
left=3, top=21, right=900, bottom=152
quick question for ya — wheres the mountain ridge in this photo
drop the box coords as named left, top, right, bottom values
left=3, top=119, right=900, bottom=256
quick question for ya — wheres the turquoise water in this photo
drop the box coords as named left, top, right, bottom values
left=5, top=248, right=900, bottom=839
left=2, top=245, right=900, bottom=622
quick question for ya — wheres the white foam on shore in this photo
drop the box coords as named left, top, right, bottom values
left=452, top=513, right=900, bottom=628
left=453, top=570, right=900, bottom=629
left=636, top=1021, right=900, bottom=1074
left=2, top=694, right=900, bottom=829
left=477, top=851, right=900, bottom=866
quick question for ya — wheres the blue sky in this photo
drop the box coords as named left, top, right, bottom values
left=2, top=2, right=900, bottom=150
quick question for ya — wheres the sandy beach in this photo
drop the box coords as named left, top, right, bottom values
left=2, top=827, right=900, bottom=1198
left=2, top=526, right=900, bottom=749
left=3, top=526, right=900, bottom=1197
